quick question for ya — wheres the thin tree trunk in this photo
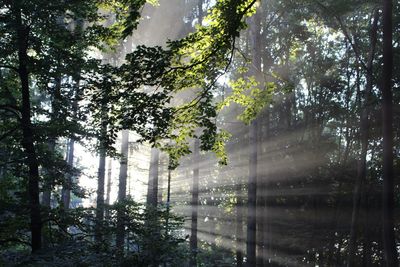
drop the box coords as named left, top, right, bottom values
left=61, top=20, right=82, bottom=210
left=362, top=187, right=372, bottom=267
left=347, top=10, right=379, bottom=266
left=165, top=159, right=172, bottom=231
left=247, top=119, right=258, bottom=267
left=116, top=130, right=129, bottom=251
left=381, top=0, right=398, bottom=265
left=189, top=3, right=203, bottom=265
left=41, top=139, right=56, bottom=248
left=256, top=132, right=264, bottom=267
left=263, top=109, right=271, bottom=265
left=61, top=74, right=80, bottom=210
left=146, top=147, right=160, bottom=206
left=14, top=3, right=42, bottom=252
left=42, top=140, right=56, bottom=208
left=190, top=139, right=200, bottom=267
left=61, top=139, right=75, bottom=209
left=42, top=74, right=62, bottom=208
left=95, top=114, right=107, bottom=243
left=236, top=182, right=244, bottom=267
left=105, top=158, right=112, bottom=214
left=246, top=7, right=261, bottom=267
left=157, top=154, right=164, bottom=203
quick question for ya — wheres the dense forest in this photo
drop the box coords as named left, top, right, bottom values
left=0, top=0, right=399, bottom=266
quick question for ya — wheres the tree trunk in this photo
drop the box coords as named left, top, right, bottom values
left=236, top=182, right=244, bottom=267
left=256, top=130, right=265, bottom=267
left=381, top=0, right=398, bottom=265
left=190, top=139, right=200, bottom=267
left=247, top=119, right=258, bottom=267
left=95, top=118, right=107, bottom=243
left=165, top=159, right=172, bottom=230
left=189, top=3, right=203, bottom=265
left=246, top=7, right=261, bottom=267
left=347, top=10, right=379, bottom=266
left=105, top=158, right=112, bottom=205
left=146, top=147, right=160, bottom=206
left=42, top=74, right=61, bottom=208
left=61, top=20, right=82, bottom=210
left=61, top=76, right=80, bottom=210
left=42, top=140, right=55, bottom=208
left=116, top=130, right=129, bottom=250
left=158, top=154, right=164, bottom=203
left=61, top=139, right=75, bottom=209
left=13, top=3, right=42, bottom=252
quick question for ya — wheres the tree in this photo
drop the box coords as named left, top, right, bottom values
left=0, top=0, right=132, bottom=251
left=381, top=0, right=398, bottom=265
left=116, top=130, right=129, bottom=251
left=190, top=139, right=200, bottom=266
left=246, top=7, right=261, bottom=267
left=347, top=9, right=379, bottom=266
left=9, top=1, right=42, bottom=252
left=146, top=147, right=160, bottom=207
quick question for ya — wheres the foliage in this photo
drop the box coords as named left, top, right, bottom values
left=0, top=200, right=186, bottom=266
left=219, top=76, right=275, bottom=124
left=85, top=0, right=259, bottom=168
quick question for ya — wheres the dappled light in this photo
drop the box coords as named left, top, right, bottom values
left=1, top=0, right=399, bottom=266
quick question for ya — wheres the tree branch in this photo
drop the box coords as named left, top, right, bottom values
left=0, top=104, right=22, bottom=120
left=314, top=1, right=368, bottom=70
left=0, top=64, right=19, bottom=73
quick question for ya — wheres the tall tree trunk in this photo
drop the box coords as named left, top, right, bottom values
left=61, top=20, right=82, bottom=210
left=146, top=147, right=160, bottom=206
left=105, top=158, right=112, bottom=205
left=95, top=114, right=107, bottom=243
left=157, top=154, right=164, bottom=203
left=246, top=6, right=261, bottom=267
left=42, top=74, right=62, bottom=208
left=347, top=10, right=379, bottom=266
left=116, top=130, right=129, bottom=250
left=62, top=139, right=75, bottom=209
left=190, top=139, right=200, bottom=267
left=247, top=120, right=258, bottom=267
left=236, top=182, right=244, bottom=267
left=165, top=158, right=172, bottom=230
left=42, top=141, right=55, bottom=208
left=264, top=111, right=271, bottom=265
left=381, top=0, right=398, bottom=265
left=256, top=129, right=264, bottom=267
left=13, top=3, right=42, bottom=252
left=61, top=74, right=80, bottom=210
left=189, top=3, right=203, bottom=265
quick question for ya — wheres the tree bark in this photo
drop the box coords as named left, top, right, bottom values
left=190, top=139, right=200, bottom=266
left=95, top=117, right=107, bottom=243
left=116, top=130, right=129, bottom=250
left=146, top=147, right=160, bottom=206
left=381, top=0, right=398, bottom=265
left=42, top=140, right=56, bottom=208
left=42, top=74, right=61, bottom=208
left=106, top=158, right=112, bottom=205
left=61, top=139, right=75, bottom=209
left=247, top=119, right=258, bottom=267
left=157, top=154, right=164, bottom=203
left=236, top=182, right=244, bottom=267
left=246, top=7, right=261, bottom=267
left=13, top=3, right=42, bottom=252
left=189, top=3, right=203, bottom=265
left=61, top=20, right=82, bottom=210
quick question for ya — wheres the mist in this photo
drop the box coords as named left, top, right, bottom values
left=1, top=0, right=399, bottom=266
